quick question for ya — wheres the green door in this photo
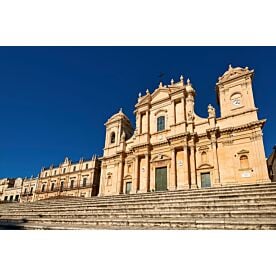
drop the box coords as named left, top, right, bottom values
left=126, top=182, right=132, bottom=194
left=201, top=172, right=211, bottom=188
left=155, top=167, right=167, bottom=191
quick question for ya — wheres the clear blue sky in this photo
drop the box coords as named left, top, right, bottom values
left=0, top=47, right=275, bottom=178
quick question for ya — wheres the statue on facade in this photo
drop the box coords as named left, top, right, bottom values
left=208, top=104, right=216, bottom=118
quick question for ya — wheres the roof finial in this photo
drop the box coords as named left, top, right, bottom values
left=229, top=64, right=232, bottom=70
left=146, top=89, right=150, bottom=95
left=159, top=82, right=163, bottom=88
left=119, top=107, right=123, bottom=113
left=187, top=78, right=191, bottom=85
left=171, top=79, right=174, bottom=85
left=138, top=92, right=142, bottom=98
left=180, top=75, right=184, bottom=81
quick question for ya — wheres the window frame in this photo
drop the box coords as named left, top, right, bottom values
left=157, top=116, right=165, bottom=132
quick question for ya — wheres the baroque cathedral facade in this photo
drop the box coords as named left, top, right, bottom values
left=99, top=65, right=270, bottom=196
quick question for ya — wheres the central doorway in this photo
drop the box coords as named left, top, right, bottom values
left=125, top=182, right=132, bottom=194
left=201, top=172, right=211, bottom=188
left=155, top=167, right=167, bottom=191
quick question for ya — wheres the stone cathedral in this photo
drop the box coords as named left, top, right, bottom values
left=99, top=65, right=270, bottom=196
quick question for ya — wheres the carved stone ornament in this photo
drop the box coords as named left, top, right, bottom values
left=208, top=104, right=216, bottom=118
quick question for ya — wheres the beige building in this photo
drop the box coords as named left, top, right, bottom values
left=35, top=156, right=101, bottom=200
left=0, top=178, right=23, bottom=202
left=99, top=65, right=270, bottom=196
left=20, top=177, right=38, bottom=203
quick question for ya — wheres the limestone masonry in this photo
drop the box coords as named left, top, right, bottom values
left=0, top=65, right=271, bottom=202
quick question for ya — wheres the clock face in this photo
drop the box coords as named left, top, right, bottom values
left=232, top=97, right=241, bottom=106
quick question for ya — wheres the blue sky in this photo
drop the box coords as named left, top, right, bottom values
left=0, top=47, right=275, bottom=178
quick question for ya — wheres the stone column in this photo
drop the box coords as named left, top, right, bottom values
left=183, top=139, right=190, bottom=189
left=132, top=156, right=139, bottom=193
left=137, top=113, right=141, bottom=135
left=170, top=148, right=176, bottom=190
left=99, top=165, right=106, bottom=196
left=117, top=160, right=124, bottom=194
left=172, top=100, right=176, bottom=125
left=145, top=153, right=150, bottom=192
left=211, top=134, right=220, bottom=186
left=190, top=142, right=197, bottom=189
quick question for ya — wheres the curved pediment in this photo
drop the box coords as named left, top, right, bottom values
left=198, top=163, right=213, bottom=169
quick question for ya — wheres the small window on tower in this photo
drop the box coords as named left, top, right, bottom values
left=110, top=132, right=115, bottom=144
left=240, top=155, right=249, bottom=169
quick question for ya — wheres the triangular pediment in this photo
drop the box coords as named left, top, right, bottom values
left=217, top=65, right=254, bottom=84
left=151, top=88, right=170, bottom=104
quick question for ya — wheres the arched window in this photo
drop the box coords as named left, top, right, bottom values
left=201, top=151, right=207, bottom=163
left=51, top=183, right=55, bottom=191
left=42, top=184, right=45, bottom=192
left=110, top=132, right=115, bottom=144
left=240, top=155, right=249, bottom=169
left=157, top=116, right=165, bottom=132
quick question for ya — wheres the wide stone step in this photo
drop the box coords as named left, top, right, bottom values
left=2, top=209, right=276, bottom=220
left=1, top=201, right=276, bottom=216
left=2, top=195, right=276, bottom=213
left=26, top=186, right=276, bottom=206
left=5, top=183, right=275, bottom=208
left=1, top=217, right=276, bottom=230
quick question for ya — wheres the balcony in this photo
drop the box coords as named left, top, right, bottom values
left=35, top=183, right=94, bottom=194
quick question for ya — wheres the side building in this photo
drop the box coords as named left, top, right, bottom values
left=0, top=178, right=23, bottom=202
left=20, top=176, right=38, bottom=203
left=99, top=65, right=270, bottom=196
left=35, top=156, right=101, bottom=200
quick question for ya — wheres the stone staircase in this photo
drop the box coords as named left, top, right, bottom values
left=0, top=182, right=276, bottom=229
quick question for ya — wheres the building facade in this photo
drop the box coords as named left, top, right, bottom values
left=99, top=65, right=270, bottom=196
left=20, top=177, right=38, bottom=203
left=0, top=178, right=23, bottom=202
left=35, top=156, right=101, bottom=200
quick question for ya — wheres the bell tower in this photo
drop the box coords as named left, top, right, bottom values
left=103, top=108, right=134, bottom=157
left=216, top=65, right=258, bottom=120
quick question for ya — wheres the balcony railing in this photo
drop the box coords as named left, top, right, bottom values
left=35, top=183, right=94, bottom=194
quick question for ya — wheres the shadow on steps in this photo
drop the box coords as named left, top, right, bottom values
left=0, top=218, right=28, bottom=230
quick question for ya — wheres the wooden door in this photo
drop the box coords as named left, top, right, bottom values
left=155, top=167, right=167, bottom=191
left=201, top=172, right=211, bottom=188
left=126, top=182, right=132, bottom=194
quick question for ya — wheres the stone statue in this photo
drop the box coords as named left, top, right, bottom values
left=208, top=104, right=216, bottom=118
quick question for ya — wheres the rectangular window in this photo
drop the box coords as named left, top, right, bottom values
left=51, top=183, right=55, bottom=191
left=42, top=185, right=45, bottom=192
left=15, top=195, right=19, bottom=201
left=24, top=188, right=27, bottom=195
left=157, top=116, right=165, bottom=132
left=4, top=196, right=8, bottom=201
left=85, top=164, right=89, bottom=170
left=9, top=196, right=14, bottom=201
left=60, top=181, right=64, bottom=191
left=70, top=180, right=74, bottom=189
left=83, top=178, right=87, bottom=187
left=73, top=166, right=76, bottom=172
left=30, top=187, right=33, bottom=194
